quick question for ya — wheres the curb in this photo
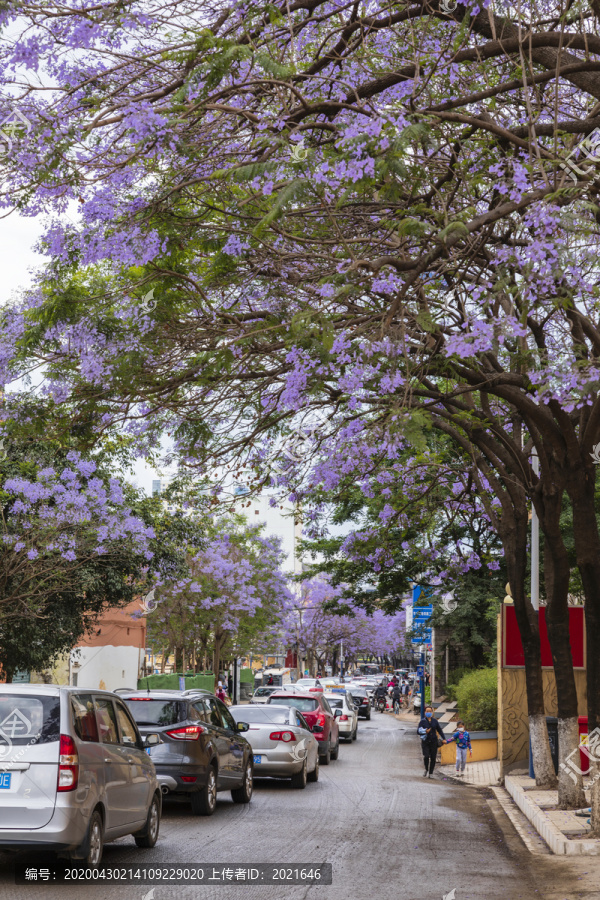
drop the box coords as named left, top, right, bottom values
left=505, top=775, right=600, bottom=856
left=489, top=786, right=551, bottom=856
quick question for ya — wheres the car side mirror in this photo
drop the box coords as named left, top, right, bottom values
left=144, top=733, right=160, bottom=747
left=334, top=709, right=342, bottom=718
left=236, top=722, right=249, bottom=732
left=312, top=724, right=324, bottom=734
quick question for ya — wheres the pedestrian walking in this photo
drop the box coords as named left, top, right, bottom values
left=446, top=721, right=472, bottom=775
left=216, top=683, right=229, bottom=704
left=417, top=705, right=444, bottom=777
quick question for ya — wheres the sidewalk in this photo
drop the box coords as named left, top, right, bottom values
left=439, top=759, right=501, bottom=786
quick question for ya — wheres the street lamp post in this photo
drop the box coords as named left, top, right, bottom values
left=531, top=449, right=540, bottom=611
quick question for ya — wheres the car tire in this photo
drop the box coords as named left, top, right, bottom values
left=330, top=738, right=339, bottom=760
left=307, top=754, right=319, bottom=783
left=134, top=793, right=161, bottom=848
left=366, top=711, right=371, bottom=721
left=231, top=761, right=253, bottom=804
left=320, top=744, right=331, bottom=765
left=82, top=809, right=104, bottom=868
left=291, top=759, right=307, bottom=790
left=352, top=726, right=357, bottom=741
left=191, top=765, right=217, bottom=816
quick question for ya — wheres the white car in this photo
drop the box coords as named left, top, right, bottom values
left=324, top=691, right=358, bottom=742
left=294, top=678, right=324, bottom=693
left=251, top=686, right=296, bottom=704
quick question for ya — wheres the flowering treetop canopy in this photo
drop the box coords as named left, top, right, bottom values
left=1, top=1, right=600, bottom=523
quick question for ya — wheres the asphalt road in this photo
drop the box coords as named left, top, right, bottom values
left=1, top=712, right=599, bottom=900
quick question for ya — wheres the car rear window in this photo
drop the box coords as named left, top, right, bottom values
left=326, top=697, right=343, bottom=709
left=124, top=699, right=182, bottom=726
left=254, top=688, right=275, bottom=697
left=0, top=693, right=60, bottom=746
left=268, top=696, right=317, bottom=713
left=232, top=707, right=289, bottom=725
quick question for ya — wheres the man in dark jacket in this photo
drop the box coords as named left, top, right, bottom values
left=417, top=705, right=444, bottom=777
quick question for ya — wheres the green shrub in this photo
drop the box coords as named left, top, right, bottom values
left=455, top=667, right=497, bottom=732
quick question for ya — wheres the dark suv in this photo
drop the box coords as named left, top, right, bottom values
left=122, top=691, right=253, bottom=816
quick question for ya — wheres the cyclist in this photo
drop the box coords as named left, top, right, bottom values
left=391, top=682, right=402, bottom=714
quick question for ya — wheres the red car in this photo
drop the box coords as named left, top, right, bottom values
left=267, top=692, right=340, bottom=764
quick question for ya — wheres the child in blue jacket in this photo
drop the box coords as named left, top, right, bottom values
left=446, top=721, right=472, bottom=775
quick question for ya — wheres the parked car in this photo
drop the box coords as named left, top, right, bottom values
left=122, top=690, right=253, bottom=816
left=229, top=704, right=319, bottom=788
left=294, top=678, right=324, bottom=693
left=251, top=685, right=298, bottom=704
left=323, top=692, right=358, bottom=742
left=250, top=686, right=282, bottom=704
left=0, top=684, right=161, bottom=867
left=266, top=692, right=339, bottom=764
left=345, top=687, right=371, bottom=720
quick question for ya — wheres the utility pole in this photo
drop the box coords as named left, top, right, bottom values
left=531, top=449, right=540, bottom=611
left=419, top=644, right=425, bottom=719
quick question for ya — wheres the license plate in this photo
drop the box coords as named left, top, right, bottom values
left=253, top=755, right=262, bottom=765
left=0, top=773, right=11, bottom=789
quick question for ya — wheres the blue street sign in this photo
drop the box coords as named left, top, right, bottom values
left=413, top=605, right=433, bottom=617
left=416, top=666, right=424, bottom=677
left=411, top=630, right=432, bottom=642
left=412, top=637, right=428, bottom=645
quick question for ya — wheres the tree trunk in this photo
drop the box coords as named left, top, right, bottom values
left=504, top=503, right=557, bottom=787
left=542, top=526, right=587, bottom=808
left=564, top=469, right=600, bottom=833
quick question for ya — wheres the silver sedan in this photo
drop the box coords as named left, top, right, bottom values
left=229, top=704, right=320, bottom=789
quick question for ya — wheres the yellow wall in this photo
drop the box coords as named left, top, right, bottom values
left=441, top=738, right=498, bottom=766
left=497, top=613, right=587, bottom=776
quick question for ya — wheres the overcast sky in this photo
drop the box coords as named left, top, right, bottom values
left=0, top=210, right=161, bottom=494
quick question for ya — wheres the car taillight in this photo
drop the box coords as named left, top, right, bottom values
left=58, top=734, right=79, bottom=792
left=165, top=725, right=205, bottom=740
left=269, top=731, right=296, bottom=742
left=361, top=699, right=368, bottom=705
left=316, top=714, right=326, bottom=727
left=180, top=775, right=197, bottom=783
left=309, top=687, right=323, bottom=692
left=340, top=715, right=349, bottom=721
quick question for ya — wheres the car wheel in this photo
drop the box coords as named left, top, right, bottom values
left=307, top=754, right=319, bottom=783
left=366, top=711, right=371, bottom=721
left=352, top=725, right=357, bottom=741
left=134, top=793, right=161, bottom=848
left=191, top=765, right=217, bottom=816
left=320, top=744, right=331, bottom=766
left=290, top=759, right=307, bottom=790
left=331, top=738, right=339, bottom=760
left=231, top=761, right=253, bottom=804
left=83, top=810, right=104, bottom=868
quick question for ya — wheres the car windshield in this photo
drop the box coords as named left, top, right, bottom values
left=269, top=696, right=318, bottom=713
left=0, top=693, right=60, bottom=746
left=254, top=688, right=276, bottom=697
left=124, top=699, right=182, bottom=726
left=231, top=707, right=289, bottom=724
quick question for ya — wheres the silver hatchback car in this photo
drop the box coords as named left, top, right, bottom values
left=0, top=684, right=162, bottom=867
